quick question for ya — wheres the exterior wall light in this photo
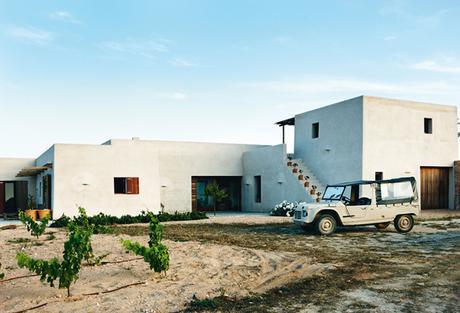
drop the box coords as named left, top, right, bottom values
left=277, top=173, right=286, bottom=184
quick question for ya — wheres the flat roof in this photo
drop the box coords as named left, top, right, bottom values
left=275, top=117, right=295, bottom=126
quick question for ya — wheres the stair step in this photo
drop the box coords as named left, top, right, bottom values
left=285, top=157, right=325, bottom=201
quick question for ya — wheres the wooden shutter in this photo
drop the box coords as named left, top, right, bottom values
left=191, top=177, right=197, bottom=211
left=126, top=177, right=139, bottom=194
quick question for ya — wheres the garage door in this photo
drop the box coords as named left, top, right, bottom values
left=420, top=167, right=449, bottom=210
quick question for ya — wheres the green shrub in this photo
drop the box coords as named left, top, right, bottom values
left=17, top=208, right=94, bottom=297
left=50, top=210, right=207, bottom=228
left=19, top=211, right=50, bottom=238
left=122, top=214, right=169, bottom=274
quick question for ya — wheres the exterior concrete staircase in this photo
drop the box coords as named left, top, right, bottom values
left=286, top=155, right=326, bottom=202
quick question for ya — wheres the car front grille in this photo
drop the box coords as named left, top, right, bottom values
left=294, top=210, right=301, bottom=220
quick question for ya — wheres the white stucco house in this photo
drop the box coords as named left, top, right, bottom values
left=0, top=95, right=458, bottom=218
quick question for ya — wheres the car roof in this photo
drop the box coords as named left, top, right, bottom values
left=327, top=176, right=416, bottom=187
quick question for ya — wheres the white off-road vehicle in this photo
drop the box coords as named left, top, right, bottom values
left=293, top=177, right=419, bottom=235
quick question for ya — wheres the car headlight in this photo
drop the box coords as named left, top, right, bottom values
left=303, top=210, right=307, bottom=217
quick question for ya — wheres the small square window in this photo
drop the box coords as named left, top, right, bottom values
left=114, top=177, right=139, bottom=194
left=375, top=172, right=383, bottom=181
left=424, top=118, right=432, bottom=134
left=312, top=122, right=319, bottom=138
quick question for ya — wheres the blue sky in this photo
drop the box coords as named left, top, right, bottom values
left=1, top=0, right=459, bottom=157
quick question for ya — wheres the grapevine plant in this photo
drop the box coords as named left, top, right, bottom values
left=16, top=208, right=94, bottom=297
left=19, top=211, right=50, bottom=238
left=122, top=214, right=169, bottom=274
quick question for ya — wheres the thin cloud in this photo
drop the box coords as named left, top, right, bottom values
left=384, top=35, right=397, bottom=41
left=99, top=38, right=169, bottom=59
left=6, top=26, right=53, bottom=45
left=412, top=60, right=460, bottom=74
left=169, top=92, right=187, bottom=100
left=170, top=57, right=197, bottom=68
left=154, top=92, right=188, bottom=101
left=49, top=11, right=83, bottom=25
left=245, top=77, right=457, bottom=95
left=379, top=2, right=449, bottom=28
left=273, top=36, right=291, bottom=45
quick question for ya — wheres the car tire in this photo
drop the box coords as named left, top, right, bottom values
left=315, top=214, right=337, bottom=235
left=394, top=215, right=414, bottom=233
left=375, top=222, right=391, bottom=230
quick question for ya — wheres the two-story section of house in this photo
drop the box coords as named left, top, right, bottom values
left=280, top=96, right=458, bottom=210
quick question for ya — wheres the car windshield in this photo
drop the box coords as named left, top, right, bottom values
left=322, top=186, right=345, bottom=201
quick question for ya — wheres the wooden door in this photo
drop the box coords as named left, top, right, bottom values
left=191, top=177, right=197, bottom=211
left=42, top=175, right=52, bottom=209
left=15, top=181, right=28, bottom=211
left=420, top=167, right=449, bottom=210
left=0, top=182, right=4, bottom=214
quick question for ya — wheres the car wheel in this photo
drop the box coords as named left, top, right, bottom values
left=315, top=214, right=337, bottom=235
left=375, top=222, right=391, bottom=230
left=394, top=215, right=414, bottom=233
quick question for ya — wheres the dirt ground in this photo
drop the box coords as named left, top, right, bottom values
left=0, top=215, right=459, bottom=313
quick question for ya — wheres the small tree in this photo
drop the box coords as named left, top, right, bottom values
left=16, top=207, right=94, bottom=297
left=205, top=182, right=228, bottom=216
left=27, top=195, right=37, bottom=209
left=19, top=210, right=50, bottom=238
left=122, top=213, right=169, bottom=274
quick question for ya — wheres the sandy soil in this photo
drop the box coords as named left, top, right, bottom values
left=0, top=225, right=327, bottom=313
left=1, top=214, right=459, bottom=313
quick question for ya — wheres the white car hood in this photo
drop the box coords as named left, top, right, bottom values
left=298, top=202, right=338, bottom=210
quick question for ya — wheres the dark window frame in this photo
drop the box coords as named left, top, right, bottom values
left=254, top=176, right=261, bottom=203
left=312, top=122, right=319, bottom=139
left=424, top=118, right=432, bottom=134
left=114, top=177, right=139, bottom=194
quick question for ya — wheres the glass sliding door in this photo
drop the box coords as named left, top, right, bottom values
left=191, top=176, right=242, bottom=212
left=4, top=182, right=15, bottom=212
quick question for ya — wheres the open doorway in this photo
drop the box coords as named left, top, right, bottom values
left=191, top=176, right=241, bottom=212
left=0, top=181, right=28, bottom=217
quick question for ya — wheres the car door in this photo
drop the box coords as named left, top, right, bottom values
left=342, top=184, right=372, bottom=223
left=344, top=204, right=368, bottom=221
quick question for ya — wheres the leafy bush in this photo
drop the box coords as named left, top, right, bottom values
left=270, top=201, right=298, bottom=217
left=16, top=208, right=94, bottom=297
left=122, top=213, right=169, bottom=274
left=19, top=211, right=50, bottom=238
left=50, top=210, right=207, bottom=228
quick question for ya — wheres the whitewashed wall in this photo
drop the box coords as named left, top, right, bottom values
left=362, top=96, right=458, bottom=209
left=0, top=158, right=36, bottom=199
left=242, top=144, right=311, bottom=212
left=294, top=96, right=364, bottom=185
left=35, top=145, right=54, bottom=207
left=52, top=140, right=264, bottom=217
